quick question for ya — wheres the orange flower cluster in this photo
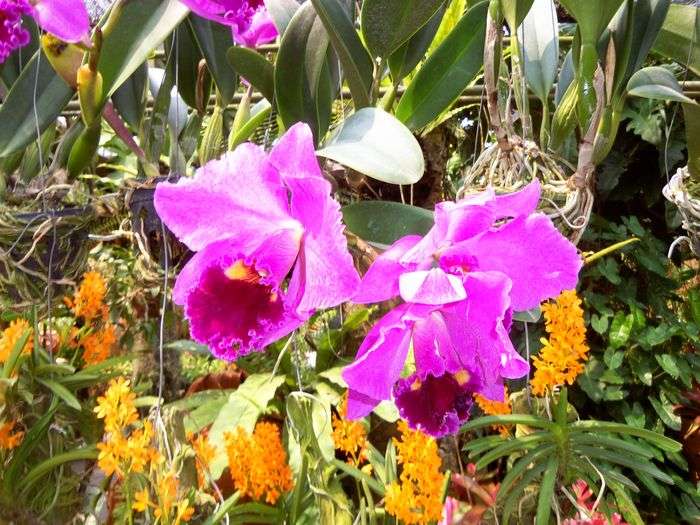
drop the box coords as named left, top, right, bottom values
left=332, top=394, right=369, bottom=467
left=0, top=420, right=24, bottom=450
left=65, top=271, right=107, bottom=322
left=224, top=421, right=294, bottom=504
left=94, top=378, right=161, bottom=477
left=531, top=290, right=590, bottom=396
left=0, top=319, right=33, bottom=363
left=385, top=421, right=446, bottom=525
left=66, top=272, right=117, bottom=367
left=132, top=471, right=194, bottom=524
left=474, top=386, right=512, bottom=437
left=188, top=432, right=216, bottom=489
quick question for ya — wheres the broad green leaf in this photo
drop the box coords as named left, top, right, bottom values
left=360, top=0, right=444, bottom=58
left=395, top=0, right=488, bottom=130
left=266, top=0, right=302, bottom=36
left=20, top=447, right=97, bottom=495
left=627, top=66, right=694, bottom=104
left=558, top=0, right=625, bottom=45
left=111, top=62, right=148, bottom=130
left=227, top=47, right=275, bottom=103
left=189, top=15, right=238, bottom=105
left=652, top=3, right=700, bottom=76
left=388, top=5, right=446, bottom=82
left=501, top=0, right=535, bottom=32
left=167, top=23, right=202, bottom=109
left=0, top=51, right=73, bottom=158
left=341, top=201, right=434, bottom=246
left=310, top=0, right=374, bottom=108
left=518, top=0, right=558, bottom=101
left=656, top=354, right=680, bottom=379
left=98, top=0, right=189, bottom=102
left=275, top=2, right=333, bottom=141
left=609, top=312, right=634, bottom=349
left=317, top=108, right=425, bottom=184
left=649, top=395, right=681, bottom=431
left=683, top=101, right=700, bottom=180
left=428, top=0, right=468, bottom=55
left=208, top=373, right=286, bottom=478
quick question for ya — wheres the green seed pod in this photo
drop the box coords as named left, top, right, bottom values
left=67, top=120, right=102, bottom=177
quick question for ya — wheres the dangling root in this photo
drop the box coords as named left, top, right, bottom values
left=664, top=166, right=700, bottom=256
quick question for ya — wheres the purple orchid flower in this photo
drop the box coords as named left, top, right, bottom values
left=154, top=123, right=360, bottom=361
left=0, top=0, right=90, bottom=63
left=179, top=0, right=278, bottom=47
left=343, top=181, right=582, bottom=437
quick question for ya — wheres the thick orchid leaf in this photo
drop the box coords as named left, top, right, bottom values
left=0, top=50, right=73, bottom=158
left=342, top=201, right=434, bottom=247
left=621, top=0, right=670, bottom=86
left=558, top=0, right=625, bottom=45
left=111, top=62, right=148, bottom=130
left=388, top=5, right=446, bottom=82
left=265, top=0, right=301, bottom=36
left=189, top=14, right=238, bottom=105
left=518, top=0, right=558, bottom=102
left=627, top=66, right=693, bottom=104
left=227, top=47, right=275, bottom=103
left=310, top=0, right=373, bottom=108
left=167, top=23, right=202, bottom=109
left=98, top=0, right=189, bottom=104
left=317, top=108, right=425, bottom=185
left=395, top=0, right=488, bottom=130
left=501, top=0, right=535, bottom=32
left=429, top=0, right=468, bottom=55
left=360, top=0, right=444, bottom=58
left=683, top=102, right=700, bottom=180
left=652, top=3, right=700, bottom=77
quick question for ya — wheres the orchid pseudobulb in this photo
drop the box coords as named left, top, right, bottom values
left=155, top=123, right=360, bottom=361
left=0, top=0, right=90, bottom=64
left=343, top=181, right=583, bottom=437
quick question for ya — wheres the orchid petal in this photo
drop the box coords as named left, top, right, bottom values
left=31, top=0, right=90, bottom=44
left=399, top=268, right=466, bottom=305
left=493, top=179, right=541, bottom=218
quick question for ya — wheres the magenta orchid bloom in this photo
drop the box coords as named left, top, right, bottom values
left=154, top=123, right=360, bottom=361
left=179, top=0, right=278, bottom=47
left=0, top=0, right=90, bottom=63
left=343, top=181, right=582, bottom=437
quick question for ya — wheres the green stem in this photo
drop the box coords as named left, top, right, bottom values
left=290, top=452, right=308, bottom=524
left=380, top=83, right=398, bottom=112
left=510, top=33, right=533, bottom=140
left=540, top=98, right=550, bottom=150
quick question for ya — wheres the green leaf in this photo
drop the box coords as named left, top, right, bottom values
left=360, top=0, right=444, bottom=58
left=570, top=434, right=655, bottom=459
left=207, top=373, right=286, bottom=478
left=513, top=307, right=542, bottom=323
left=36, top=379, right=82, bottom=411
left=20, top=446, right=98, bottom=496
left=570, top=421, right=681, bottom=452
left=683, top=101, right=700, bottom=180
left=228, top=100, right=273, bottom=150
left=656, top=354, right=681, bottom=379
left=557, top=0, right=625, bottom=45
left=574, top=445, right=674, bottom=484
left=167, top=23, right=202, bottom=109
left=111, top=62, right=148, bottom=130
left=98, top=0, right=189, bottom=102
left=227, top=47, right=275, bottom=103
left=1, top=330, right=30, bottom=379
left=342, top=201, right=434, bottom=246
left=310, top=0, right=373, bottom=108
left=388, top=5, right=446, bottom=82
left=500, top=0, right=535, bottom=32
left=317, top=108, right=425, bottom=184
left=274, top=2, right=333, bottom=141
left=497, top=444, right=556, bottom=497
left=0, top=51, right=73, bottom=158
left=429, top=0, right=468, bottom=55
left=649, top=395, right=681, bottom=431
left=518, top=0, right=558, bottom=101
left=332, top=459, right=385, bottom=495
left=475, top=433, right=552, bottom=469
left=395, top=1, right=488, bottom=130
left=266, top=0, right=301, bottom=36
left=627, top=66, right=694, bottom=104
left=535, top=456, right=558, bottom=525
left=189, top=15, right=238, bottom=105
left=652, top=3, right=700, bottom=76
left=609, top=480, right=645, bottom=525
left=461, top=414, right=554, bottom=432
left=609, top=312, right=634, bottom=349
left=203, top=492, right=241, bottom=525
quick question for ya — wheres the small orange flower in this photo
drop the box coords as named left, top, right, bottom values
left=0, top=420, right=24, bottom=450
left=188, top=431, right=216, bottom=489
left=0, top=319, right=33, bottom=363
left=531, top=291, right=589, bottom=396
left=81, top=323, right=117, bottom=366
left=224, top=422, right=293, bottom=504
left=133, top=487, right=153, bottom=512
left=385, top=421, right=446, bottom=525
left=474, top=386, right=512, bottom=437
left=67, top=271, right=107, bottom=322
left=94, top=377, right=138, bottom=434
left=332, top=394, right=369, bottom=466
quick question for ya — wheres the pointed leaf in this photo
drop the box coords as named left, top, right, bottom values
left=227, top=47, right=275, bottom=103
left=558, top=0, right=625, bottom=45
left=388, top=5, right=446, bottom=82
left=266, top=0, right=302, bottom=36
left=627, top=66, right=694, bottom=104
left=518, top=0, right=558, bottom=101
left=341, top=201, right=434, bottom=246
left=652, top=3, right=700, bottom=76
left=189, top=14, right=238, bottom=105
left=501, top=0, right=535, bottom=32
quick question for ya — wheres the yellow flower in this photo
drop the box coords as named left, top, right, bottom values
left=332, top=394, right=369, bottom=467
left=175, top=500, right=195, bottom=524
left=474, top=386, right=512, bottom=437
left=0, top=420, right=24, bottom=450
left=385, top=421, right=446, bottom=525
left=132, top=488, right=153, bottom=512
left=188, top=432, right=216, bottom=489
left=96, top=434, right=127, bottom=477
left=94, top=377, right=138, bottom=434
left=0, top=319, right=33, bottom=363
left=531, top=290, right=590, bottom=396
left=126, top=421, right=156, bottom=474
left=67, top=271, right=107, bottom=322
left=224, top=422, right=294, bottom=504
left=81, top=323, right=117, bottom=366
